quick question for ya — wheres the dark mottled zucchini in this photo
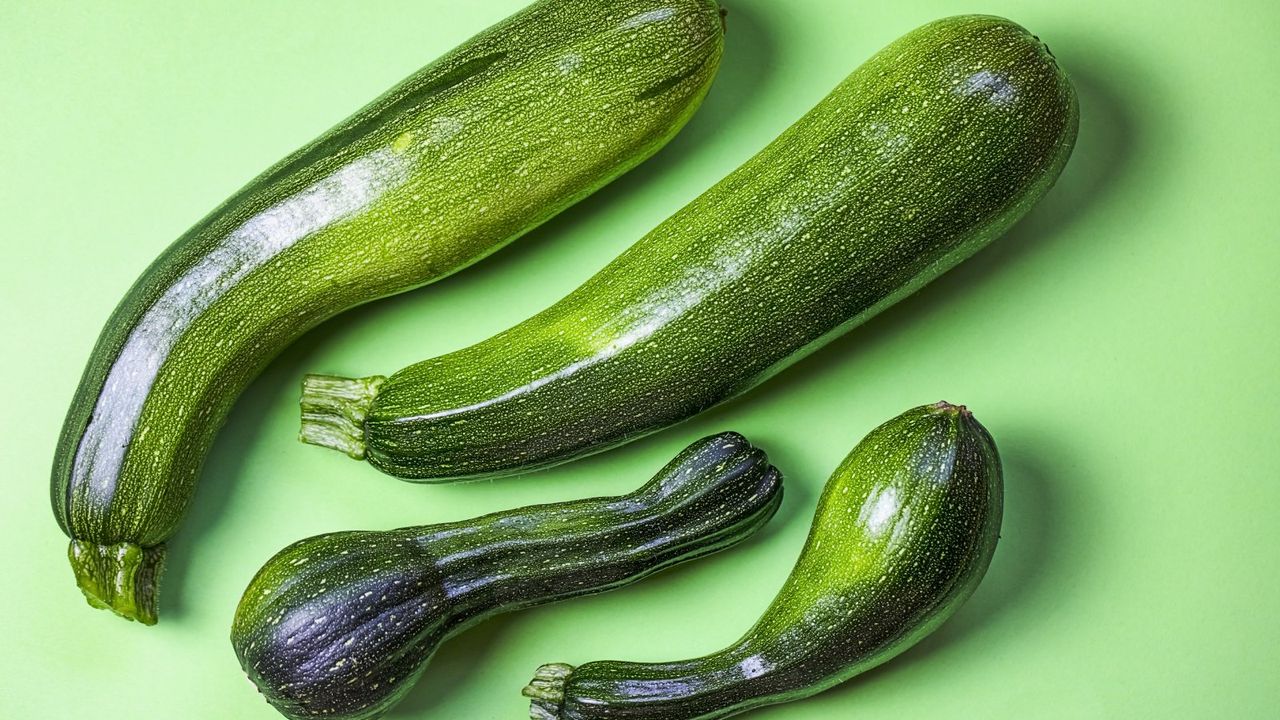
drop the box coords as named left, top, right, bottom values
left=52, top=0, right=726, bottom=623
left=524, top=402, right=1002, bottom=719
left=232, top=432, right=782, bottom=720
left=300, top=15, right=1076, bottom=482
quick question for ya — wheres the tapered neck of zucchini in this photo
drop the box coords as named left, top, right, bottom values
left=524, top=641, right=773, bottom=720
left=422, top=479, right=781, bottom=625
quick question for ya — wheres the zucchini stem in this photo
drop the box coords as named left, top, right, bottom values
left=68, top=540, right=165, bottom=625
left=523, top=663, right=574, bottom=720
left=299, top=374, right=387, bottom=459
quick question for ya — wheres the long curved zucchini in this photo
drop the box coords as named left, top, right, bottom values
left=51, top=0, right=726, bottom=624
left=523, top=402, right=1002, bottom=719
left=231, top=432, right=782, bottom=720
left=301, top=15, right=1077, bottom=481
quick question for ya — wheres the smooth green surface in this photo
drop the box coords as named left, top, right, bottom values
left=1, top=1, right=1276, bottom=718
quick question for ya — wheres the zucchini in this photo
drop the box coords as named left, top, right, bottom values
left=523, top=402, right=1002, bottom=719
left=231, top=432, right=782, bottom=720
left=301, top=15, right=1077, bottom=481
left=51, top=0, right=726, bottom=624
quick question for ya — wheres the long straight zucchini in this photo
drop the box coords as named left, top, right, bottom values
left=302, top=15, right=1077, bottom=480
left=232, top=432, right=782, bottom=720
left=523, top=402, right=1002, bottom=720
left=51, top=0, right=726, bottom=624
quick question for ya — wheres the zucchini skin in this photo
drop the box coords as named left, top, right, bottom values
left=50, top=0, right=726, bottom=623
left=231, top=432, right=782, bottom=720
left=524, top=402, right=1002, bottom=720
left=302, top=15, right=1076, bottom=481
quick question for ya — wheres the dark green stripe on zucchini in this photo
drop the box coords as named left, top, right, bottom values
left=231, top=432, right=782, bottom=720
left=300, top=14, right=1077, bottom=482
left=51, top=0, right=726, bottom=623
left=524, top=402, right=1002, bottom=720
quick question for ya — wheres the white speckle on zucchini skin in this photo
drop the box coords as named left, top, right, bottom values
left=52, top=0, right=726, bottom=622
left=535, top=403, right=1003, bottom=720
left=230, top=431, right=783, bottom=720
left=346, top=15, right=1077, bottom=482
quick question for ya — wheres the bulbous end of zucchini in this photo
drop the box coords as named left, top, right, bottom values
left=68, top=540, right=165, bottom=625
left=298, top=374, right=387, bottom=459
left=523, top=663, right=575, bottom=720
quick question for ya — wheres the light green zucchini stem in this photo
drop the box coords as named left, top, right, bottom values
left=68, top=540, right=165, bottom=625
left=523, top=663, right=575, bottom=720
left=299, top=374, right=387, bottom=459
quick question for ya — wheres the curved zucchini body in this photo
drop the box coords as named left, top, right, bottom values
left=523, top=402, right=1002, bottom=720
left=231, top=432, right=782, bottom=720
left=51, top=0, right=726, bottom=623
left=302, top=15, right=1077, bottom=481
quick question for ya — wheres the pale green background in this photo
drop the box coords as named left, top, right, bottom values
left=2, top=0, right=1276, bottom=717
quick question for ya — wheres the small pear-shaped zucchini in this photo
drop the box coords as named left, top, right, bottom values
left=524, top=402, right=1002, bottom=720
left=233, top=432, right=781, bottom=720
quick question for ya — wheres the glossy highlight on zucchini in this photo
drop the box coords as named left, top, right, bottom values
left=524, top=402, right=1002, bottom=720
left=51, top=0, right=727, bottom=624
left=301, top=15, right=1077, bottom=481
left=232, top=432, right=782, bottom=720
